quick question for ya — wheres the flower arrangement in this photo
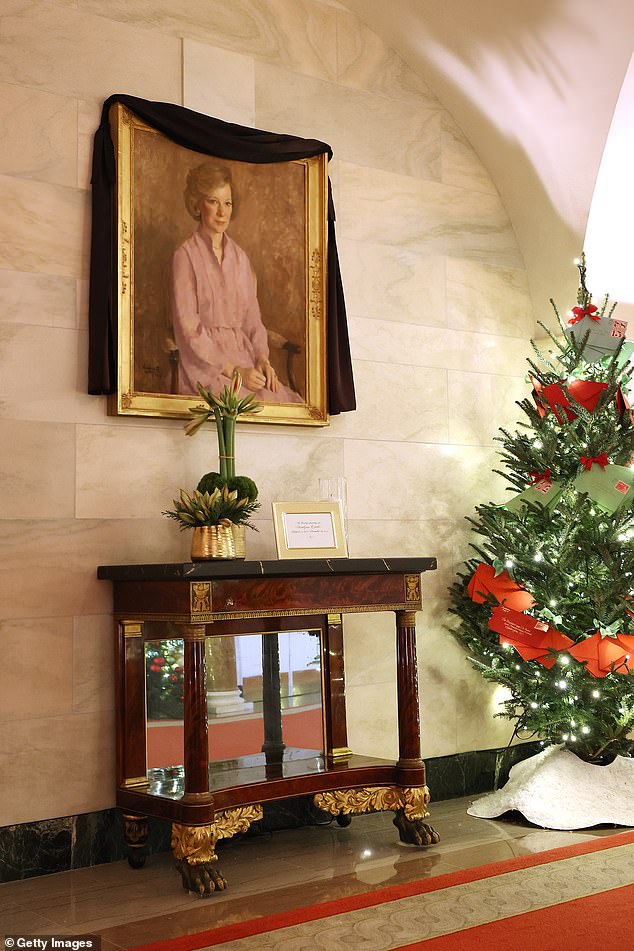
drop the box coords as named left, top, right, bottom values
left=165, top=485, right=259, bottom=530
left=163, top=371, right=262, bottom=534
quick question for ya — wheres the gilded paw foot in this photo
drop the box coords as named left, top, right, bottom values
left=393, top=810, right=440, bottom=846
left=176, top=858, right=228, bottom=896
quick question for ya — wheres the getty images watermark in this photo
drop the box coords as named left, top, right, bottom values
left=4, top=938, right=100, bottom=950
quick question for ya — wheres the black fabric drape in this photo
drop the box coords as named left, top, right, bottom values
left=88, top=94, right=356, bottom=415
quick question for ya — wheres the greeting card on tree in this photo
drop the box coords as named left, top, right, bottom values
left=505, top=479, right=563, bottom=514
left=540, top=380, right=608, bottom=424
left=574, top=464, right=634, bottom=514
left=489, top=605, right=574, bottom=668
left=467, top=563, right=535, bottom=611
left=565, top=307, right=632, bottom=362
left=568, top=630, right=634, bottom=677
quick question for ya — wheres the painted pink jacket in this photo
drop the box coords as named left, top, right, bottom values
left=171, top=228, right=299, bottom=402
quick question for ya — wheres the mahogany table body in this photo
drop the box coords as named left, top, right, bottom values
left=98, top=557, right=438, bottom=894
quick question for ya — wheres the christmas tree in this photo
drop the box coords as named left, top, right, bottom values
left=450, top=256, right=634, bottom=762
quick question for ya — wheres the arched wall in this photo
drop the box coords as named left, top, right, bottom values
left=0, top=0, right=532, bottom=826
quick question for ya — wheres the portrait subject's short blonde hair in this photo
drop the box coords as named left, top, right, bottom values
left=183, top=162, right=235, bottom=220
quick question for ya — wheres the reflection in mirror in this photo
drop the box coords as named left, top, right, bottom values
left=207, top=631, right=323, bottom=769
left=145, top=638, right=184, bottom=770
left=145, top=631, right=323, bottom=780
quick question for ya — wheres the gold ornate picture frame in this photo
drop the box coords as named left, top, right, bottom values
left=109, top=103, right=329, bottom=426
left=272, top=501, right=348, bottom=559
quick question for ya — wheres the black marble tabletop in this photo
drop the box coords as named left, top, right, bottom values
left=97, top=556, right=437, bottom=582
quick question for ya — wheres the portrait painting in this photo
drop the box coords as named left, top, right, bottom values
left=108, top=103, right=329, bottom=425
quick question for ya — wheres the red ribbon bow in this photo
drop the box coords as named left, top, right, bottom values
left=530, top=469, right=551, bottom=485
left=580, top=452, right=609, bottom=471
left=568, top=304, right=599, bottom=326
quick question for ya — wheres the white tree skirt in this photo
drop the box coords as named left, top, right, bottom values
left=468, top=745, right=634, bottom=830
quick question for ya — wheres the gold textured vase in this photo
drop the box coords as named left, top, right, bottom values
left=191, top=524, right=247, bottom=561
left=231, top=524, right=247, bottom=559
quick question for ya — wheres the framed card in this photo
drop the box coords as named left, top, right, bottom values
left=272, top=501, right=348, bottom=559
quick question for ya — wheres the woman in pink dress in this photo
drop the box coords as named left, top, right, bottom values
left=171, top=161, right=301, bottom=402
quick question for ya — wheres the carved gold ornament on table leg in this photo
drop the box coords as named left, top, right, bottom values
left=313, top=785, right=439, bottom=846
left=171, top=804, right=263, bottom=896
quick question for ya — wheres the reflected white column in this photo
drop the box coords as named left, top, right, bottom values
left=205, top=636, right=253, bottom=717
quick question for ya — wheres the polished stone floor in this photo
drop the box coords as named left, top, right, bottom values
left=0, top=796, right=623, bottom=949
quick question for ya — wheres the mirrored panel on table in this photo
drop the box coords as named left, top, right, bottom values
left=145, top=630, right=324, bottom=790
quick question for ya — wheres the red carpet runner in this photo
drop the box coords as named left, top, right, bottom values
left=131, top=830, right=634, bottom=951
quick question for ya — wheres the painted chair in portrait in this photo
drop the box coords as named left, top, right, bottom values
left=166, top=330, right=302, bottom=397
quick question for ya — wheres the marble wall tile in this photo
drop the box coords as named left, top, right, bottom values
left=0, top=175, right=89, bottom=279
left=345, top=440, right=503, bottom=523
left=345, top=518, right=453, bottom=589
left=240, top=516, right=279, bottom=559
left=0, top=517, right=189, bottom=622
left=0, top=268, right=76, bottom=329
left=183, top=39, right=256, bottom=127
left=335, top=9, right=438, bottom=105
left=75, top=422, right=209, bottom=520
left=345, top=680, right=398, bottom=761
left=456, top=673, right=517, bottom=753
left=76, top=422, right=344, bottom=519
left=342, top=612, right=397, bottom=689
left=77, top=100, right=102, bottom=191
left=0, top=616, right=74, bottom=723
left=441, top=114, right=498, bottom=196
left=254, top=64, right=341, bottom=160
left=337, top=162, right=523, bottom=268
left=0, top=83, right=77, bottom=187
left=76, top=278, right=89, bottom=331
left=446, top=258, right=534, bottom=338
left=0, top=1, right=181, bottom=103
left=348, top=315, right=530, bottom=377
left=0, top=712, right=116, bottom=825
left=79, top=0, right=338, bottom=83
left=255, top=62, right=442, bottom=182
left=226, top=428, right=345, bottom=514
left=337, top=241, right=446, bottom=326
left=448, top=370, right=529, bottom=447
left=332, top=361, right=449, bottom=443
left=0, top=325, right=103, bottom=424
left=451, top=520, right=481, bottom=577
left=418, top=620, right=460, bottom=758
left=73, top=615, right=115, bottom=714
left=0, top=419, right=75, bottom=518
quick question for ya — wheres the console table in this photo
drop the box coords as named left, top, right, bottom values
left=98, top=557, right=438, bottom=895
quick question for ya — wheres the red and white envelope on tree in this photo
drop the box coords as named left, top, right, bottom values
left=489, top=605, right=574, bottom=668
